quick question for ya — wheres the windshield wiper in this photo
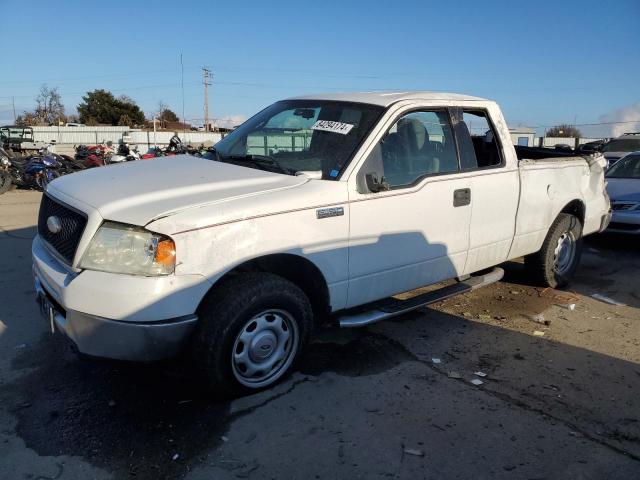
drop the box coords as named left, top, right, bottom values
left=222, top=154, right=291, bottom=175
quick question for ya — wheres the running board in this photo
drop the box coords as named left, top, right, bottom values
left=338, top=267, right=504, bottom=328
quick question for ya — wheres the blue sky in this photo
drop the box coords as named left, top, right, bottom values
left=0, top=0, right=638, bottom=136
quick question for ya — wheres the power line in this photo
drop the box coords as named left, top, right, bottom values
left=180, top=54, right=186, bottom=132
left=522, top=119, right=640, bottom=129
left=203, top=67, right=211, bottom=132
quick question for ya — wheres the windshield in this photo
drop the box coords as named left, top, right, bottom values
left=606, top=154, right=640, bottom=179
left=602, top=138, right=640, bottom=153
left=0, top=127, right=33, bottom=141
left=213, top=100, right=384, bottom=179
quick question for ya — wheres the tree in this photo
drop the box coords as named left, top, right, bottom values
left=14, top=84, right=65, bottom=126
left=162, top=108, right=179, bottom=123
left=156, top=101, right=179, bottom=127
left=118, top=114, right=133, bottom=127
left=34, top=85, right=65, bottom=125
left=546, top=124, right=582, bottom=138
left=15, top=112, right=39, bottom=126
left=77, top=89, right=145, bottom=126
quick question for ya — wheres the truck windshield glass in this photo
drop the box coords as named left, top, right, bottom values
left=606, top=154, right=640, bottom=179
left=213, top=100, right=384, bottom=179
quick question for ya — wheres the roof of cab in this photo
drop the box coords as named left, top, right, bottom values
left=285, top=91, right=489, bottom=107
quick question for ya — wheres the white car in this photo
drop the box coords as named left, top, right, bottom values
left=32, top=92, right=611, bottom=393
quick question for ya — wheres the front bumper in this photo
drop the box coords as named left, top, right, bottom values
left=32, top=235, right=210, bottom=361
left=34, top=276, right=197, bottom=361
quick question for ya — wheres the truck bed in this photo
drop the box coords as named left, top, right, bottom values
left=514, top=145, right=578, bottom=160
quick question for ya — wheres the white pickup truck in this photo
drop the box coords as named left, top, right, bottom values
left=32, top=92, right=611, bottom=393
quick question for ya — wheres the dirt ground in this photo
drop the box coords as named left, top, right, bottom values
left=1, top=189, right=638, bottom=480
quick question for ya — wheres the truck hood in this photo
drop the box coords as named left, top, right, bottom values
left=48, top=155, right=308, bottom=226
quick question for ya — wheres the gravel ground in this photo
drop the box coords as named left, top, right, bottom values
left=1, top=190, right=638, bottom=480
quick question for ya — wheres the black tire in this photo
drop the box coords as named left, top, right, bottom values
left=0, top=172, right=12, bottom=195
left=524, top=213, right=583, bottom=288
left=194, top=273, right=312, bottom=396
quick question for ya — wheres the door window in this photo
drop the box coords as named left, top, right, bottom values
left=459, top=110, right=504, bottom=169
left=377, top=110, right=458, bottom=188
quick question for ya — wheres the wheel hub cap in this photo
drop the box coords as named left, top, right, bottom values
left=553, top=232, right=576, bottom=275
left=231, top=309, right=299, bottom=388
left=250, top=331, right=277, bottom=361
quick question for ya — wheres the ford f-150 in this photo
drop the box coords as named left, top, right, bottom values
left=32, top=92, right=611, bottom=393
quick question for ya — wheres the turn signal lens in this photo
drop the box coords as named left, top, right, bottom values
left=155, top=239, right=176, bottom=267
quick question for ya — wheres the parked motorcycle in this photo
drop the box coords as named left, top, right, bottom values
left=77, top=142, right=139, bottom=167
left=108, top=143, right=141, bottom=163
left=9, top=152, right=63, bottom=191
left=0, top=147, right=13, bottom=195
left=75, top=141, right=116, bottom=168
left=57, top=153, right=86, bottom=173
left=140, top=145, right=185, bottom=159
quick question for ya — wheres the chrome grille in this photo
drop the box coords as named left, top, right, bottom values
left=37, top=194, right=87, bottom=264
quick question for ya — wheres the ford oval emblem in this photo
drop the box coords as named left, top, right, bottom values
left=47, top=216, right=62, bottom=234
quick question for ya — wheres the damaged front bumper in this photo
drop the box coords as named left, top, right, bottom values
left=32, top=235, right=208, bottom=361
left=33, top=274, right=198, bottom=361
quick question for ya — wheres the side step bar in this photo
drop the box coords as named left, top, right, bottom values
left=338, top=267, right=504, bottom=328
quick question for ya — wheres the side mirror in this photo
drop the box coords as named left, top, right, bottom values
left=365, top=172, right=389, bottom=193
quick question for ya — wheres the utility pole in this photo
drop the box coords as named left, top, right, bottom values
left=202, top=67, right=211, bottom=132
left=12, top=96, right=16, bottom=123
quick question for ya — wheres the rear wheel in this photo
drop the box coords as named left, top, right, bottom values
left=195, top=273, right=312, bottom=396
left=525, top=213, right=583, bottom=288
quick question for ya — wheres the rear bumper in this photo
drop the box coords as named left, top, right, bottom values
left=599, top=211, right=613, bottom=232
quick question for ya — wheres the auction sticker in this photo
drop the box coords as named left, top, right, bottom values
left=311, top=120, right=354, bottom=135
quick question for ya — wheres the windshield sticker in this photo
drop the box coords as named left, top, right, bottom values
left=311, top=120, right=354, bottom=135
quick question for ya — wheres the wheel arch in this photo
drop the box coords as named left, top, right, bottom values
left=198, top=253, right=331, bottom=322
left=559, top=199, right=585, bottom=225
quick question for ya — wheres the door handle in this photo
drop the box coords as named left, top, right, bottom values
left=453, top=188, right=471, bottom=207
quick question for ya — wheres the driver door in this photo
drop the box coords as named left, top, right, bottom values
left=346, top=108, right=471, bottom=308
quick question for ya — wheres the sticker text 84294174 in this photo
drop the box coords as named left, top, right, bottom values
left=311, top=120, right=354, bottom=135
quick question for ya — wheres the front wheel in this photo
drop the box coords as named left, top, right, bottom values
left=195, top=273, right=312, bottom=396
left=525, top=213, right=583, bottom=288
left=35, top=170, right=60, bottom=190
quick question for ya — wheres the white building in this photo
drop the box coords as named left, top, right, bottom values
left=509, top=127, right=536, bottom=147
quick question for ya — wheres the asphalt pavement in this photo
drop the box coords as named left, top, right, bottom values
left=1, top=190, right=638, bottom=480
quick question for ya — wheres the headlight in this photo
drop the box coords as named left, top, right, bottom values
left=1, top=155, right=9, bottom=166
left=80, top=222, right=176, bottom=275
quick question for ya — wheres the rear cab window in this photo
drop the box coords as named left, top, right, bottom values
left=451, top=109, right=504, bottom=171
